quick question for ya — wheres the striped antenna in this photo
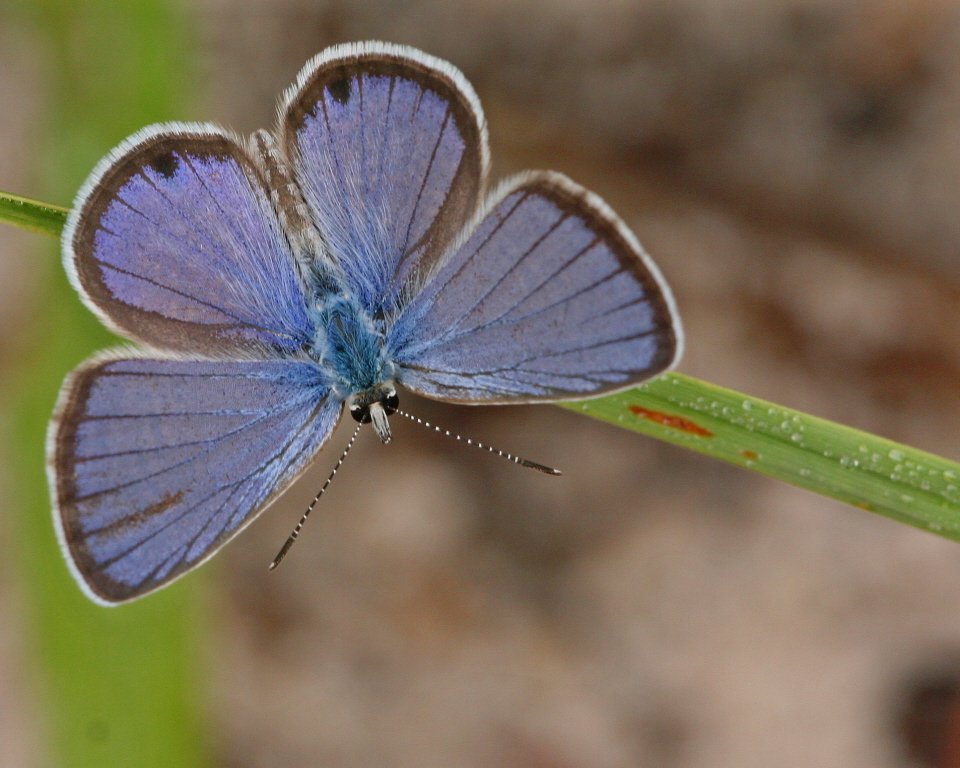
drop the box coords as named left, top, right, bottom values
left=396, top=409, right=561, bottom=475
left=269, top=422, right=362, bottom=571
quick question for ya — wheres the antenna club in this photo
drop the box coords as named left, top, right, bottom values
left=395, top=409, right=561, bottom=475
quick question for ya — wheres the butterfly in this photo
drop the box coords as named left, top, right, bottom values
left=47, top=41, right=683, bottom=605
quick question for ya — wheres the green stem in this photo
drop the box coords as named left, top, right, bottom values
left=0, top=190, right=68, bottom=238
left=6, top=188, right=959, bottom=541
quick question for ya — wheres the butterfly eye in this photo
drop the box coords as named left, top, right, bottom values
left=382, top=391, right=399, bottom=416
left=349, top=403, right=371, bottom=424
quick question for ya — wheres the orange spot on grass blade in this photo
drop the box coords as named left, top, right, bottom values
left=628, top=405, right=714, bottom=437
left=740, top=449, right=759, bottom=461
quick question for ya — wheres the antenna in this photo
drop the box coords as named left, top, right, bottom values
left=269, top=423, right=362, bottom=571
left=395, top=409, right=561, bottom=475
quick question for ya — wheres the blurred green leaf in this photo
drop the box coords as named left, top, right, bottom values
left=2, top=2, right=208, bottom=768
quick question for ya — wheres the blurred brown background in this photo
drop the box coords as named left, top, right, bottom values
left=7, top=0, right=960, bottom=765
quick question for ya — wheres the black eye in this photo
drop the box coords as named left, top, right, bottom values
left=382, top=391, right=399, bottom=416
left=350, top=404, right=371, bottom=424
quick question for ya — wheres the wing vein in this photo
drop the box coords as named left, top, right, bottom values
left=98, top=263, right=289, bottom=335
left=72, top=394, right=313, bottom=502
left=90, top=394, right=330, bottom=576
left=432, top=211, right=569, bottom=337
left=419, top=191, right=529, bottom=307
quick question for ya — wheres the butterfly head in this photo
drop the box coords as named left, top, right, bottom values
left=347, top=385, right=399, bottom=443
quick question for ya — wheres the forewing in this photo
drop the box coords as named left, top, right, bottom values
left=389, top=172, right=683, bottom=403
left=48, top=354, right=341, bottom=604
left=281, top=41, right=488, bottom=313
left=65, top=123, right=313, bottom=357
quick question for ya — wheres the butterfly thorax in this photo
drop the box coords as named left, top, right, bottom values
left=307, top=287, right=398, bottom=443
left=311, top=293, right=390, bottom=390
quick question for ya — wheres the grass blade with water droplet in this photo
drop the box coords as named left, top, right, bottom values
left=563, top=373, right=960, bottom=540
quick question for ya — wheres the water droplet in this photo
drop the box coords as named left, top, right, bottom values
left=858, top=445, right=869, bottom=454
left=945, top=470, right=956, bottom=480
left=791, top=433, right=803, bottom=443
left=901, top=494, right=914, bottom=503
left=920, top=480, right=931, bottom=491
left=799, top=468, right=811, bottom=477
left=889, top=449, right=905, bottom=461
left=780, top=420, right=792, bottom=431
left=742, top=400, right=752, bottom=411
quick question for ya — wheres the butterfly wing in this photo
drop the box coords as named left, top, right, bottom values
left=64, top=123, right=313, bottom=357
left=389, top=172, right=683, bottom=403
left=281, top=41, right=488, bottom=314
left=48, top=353, right=341, bottom=604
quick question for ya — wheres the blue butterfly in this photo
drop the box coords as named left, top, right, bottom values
left=47, top=41, right=683, bottom=605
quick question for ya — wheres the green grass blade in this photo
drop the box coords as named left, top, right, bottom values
left=564, top=372, right=960, bottom=539
left=0, top=190, right=67, bottom=238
